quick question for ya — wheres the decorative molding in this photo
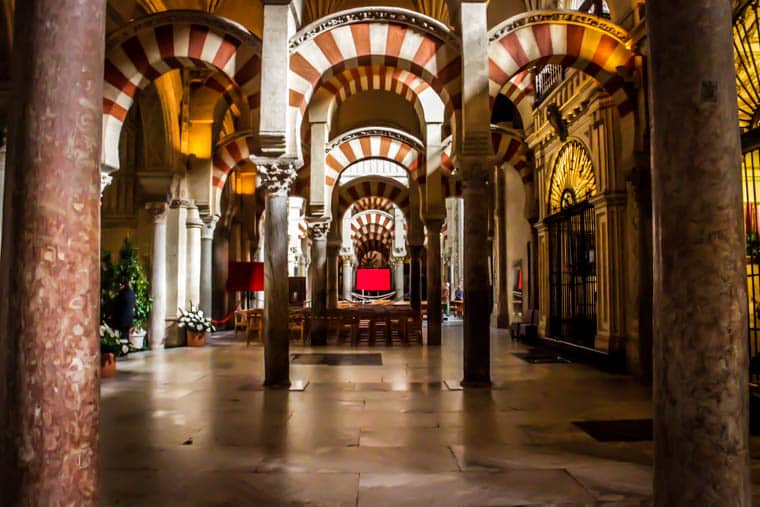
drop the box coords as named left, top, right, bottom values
left=145, top=201, right=169, bottom=223
left=100, top=172, right=113, bottom=196
left=488, top=10, right=629, bottom=44
left=327, top=127, right=424, bottom=152
left=257, top=161, right=298, bottom=196
left=107, top=10, right=261, bottom=51
left=306, top=217, right=331, bottom=240
left=290, top=7, right=459, bottom=50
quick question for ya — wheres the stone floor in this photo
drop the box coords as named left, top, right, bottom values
left=100, top=324, right=760, bottom=506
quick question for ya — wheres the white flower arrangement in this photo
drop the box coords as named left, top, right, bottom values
left=177, top=305, right=215, bottom=333
left=100, top=322, right=129, bottom=355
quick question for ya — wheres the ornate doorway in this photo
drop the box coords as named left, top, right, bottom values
left=546, top=141, right=598, bottom=346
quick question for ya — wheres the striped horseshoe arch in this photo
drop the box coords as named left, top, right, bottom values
left=195, top=72, right=251, bottom=130
left=212, top=133, right=255, bottom=208
left=336, top=177, right=410, bottom=219
left=491, top=125, right=528, bottom=172
left=499, top=70, right=535, bottom=125
left=488, top=11, right=636, bottom=167
left=439, top=140, right=462, bottom=198
left=289, top=8, right=461, bottom=133
left=352, top=196, right=396, bottom=214
left=325, top=129, right=423, bottom=188
left=351, top=210, right=396, bottom=264
left=103, top=11, right=262, bottom=171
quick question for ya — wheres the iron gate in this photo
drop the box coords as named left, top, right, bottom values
left=547, top=203, right=597, bottom=347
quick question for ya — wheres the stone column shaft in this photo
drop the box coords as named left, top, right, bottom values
left=342, top=258, right=353, bottom=300
left=425, top=219, right=444, bottom=346
left=495, top=168, right=510, bottom=328
left=185, top=205, right=203, bottom=309
left=461, top=170, right=492, bottom=386
left=649, top=1, right=750, bottom=504
left=0, top=0, right=105, bottom=503
left=212, top=226, right=230, bottom=321
left=258, top=162, right=297, bottom=387
left=199, top=217, right=217, bottom=318
left=410, top=245, right=423, bottom=312
left=308, top=218, right=330, bottom=346
left=147, top=203, right=169, bottom=350
left=327, top=243, right=340, bottom=309
left=394, top=260, right=405, bottom=302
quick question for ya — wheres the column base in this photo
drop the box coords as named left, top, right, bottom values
left=460, top=379, right=492, bottom=389
left=263, top=380, right=292, bottom=389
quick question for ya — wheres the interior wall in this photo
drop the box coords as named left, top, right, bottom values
left=505, top=166, right=532, bottom=319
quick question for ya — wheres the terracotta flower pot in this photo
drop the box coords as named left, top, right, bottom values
left=100, top=352, right=116, bottom=378
left=187, top=329, right=207, bottom=347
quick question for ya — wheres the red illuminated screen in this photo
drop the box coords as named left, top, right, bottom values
left=355, top=268, right=391, bottom=292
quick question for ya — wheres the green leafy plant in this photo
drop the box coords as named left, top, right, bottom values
left=100, top=251, right=117, bottom=324
left=100, top=323, right=128, bottom=356
left=113, top=238, right=153, bottom=331
left=178, top=304, right=215, bottom=333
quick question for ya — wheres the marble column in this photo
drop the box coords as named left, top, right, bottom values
left=212, top=225, right=230, bottom=321
left=409, top=244, right=424, bottom=312
left=0, top=0, right=105, bottom=503
left=458, top=0, right=492, bottom=386
left=342, top=255, right=353, bottom=301
left=461, top=166, right=492, bottom=386
left=308, top=218, right=330, bottom=346
left=185, top=205, right=203, bottom=309
left=146, top=202, right=169, bottom=350
left=200, top=215, right=218, bottom=318
left=0, top=129, right=6, bottom=245
left=425, top=219, right=444, bottom=346
left=327, top=241, right=340, bottom=309
left=649, top=1, right=750, bottom=504
left=258, top=162, right=297, bottom=387
left=393, top=257, right=405, bottom=302
left=494, top=167, right=510, bottom=328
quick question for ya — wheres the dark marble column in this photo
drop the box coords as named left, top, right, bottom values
left=327, top=242, right=340, bottom=310
left=259, top=162, right=297, bottom=388
left=425, top=219, right=444, bottom=346
left=409, top=244, right=423, bottom=312
left=494, top=168, right=510, bottom=329
left=648, top=1, right=750, bottom=504
left=212, top=225, right=230, bottom=322
left=0, top=0, right=105, bottom=503
left=308, top=218, right=330, bottom=346
left=461, top=166, right=492, bottom=387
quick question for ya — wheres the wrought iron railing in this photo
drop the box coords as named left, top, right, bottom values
left=534, top=64, right=565, bottom=105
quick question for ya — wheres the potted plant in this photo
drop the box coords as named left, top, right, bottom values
left=112, top=238, right=153, bottom=350
left=177, top=305, right=215, bottom=347
left=100, top=323, right=127, bottom=378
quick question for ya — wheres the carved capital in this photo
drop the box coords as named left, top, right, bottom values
left=100, top=172, right=113, bottom=195
left=145, top=201, right=169, bottom=223
left=257, top=161, right=298, bottom=196
left=306, top=217, right=331, bottom=241
left=201, top=214, right=220, bottom=240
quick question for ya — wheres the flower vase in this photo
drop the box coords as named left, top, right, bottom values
left=101, top=352, right=116, bottom=378
left=187, top=329, right=206, bottom=347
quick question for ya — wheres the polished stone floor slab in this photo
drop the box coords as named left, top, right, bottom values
left=98, top=325, right=760, bottom=505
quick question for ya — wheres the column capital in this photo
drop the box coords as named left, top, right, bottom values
left=306, top=216, right=331, bottom=240
left=201, top=214, right=219, bottom=240
left=100, top=171, right=113, bottom=195
left=186, top=205, right=203, bottom=229
left=423, top=217, right=445, bottom=233
left=340, top=253, right=354, bottom=265
left=145, top=201, right=169, bottom=223
left=254, top=158, right=299, bottom=196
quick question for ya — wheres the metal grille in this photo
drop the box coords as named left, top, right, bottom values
left=547, top=203, right=597, bottom=347
left=534, top=64, right=564, bottom=105
left=735, top=0, right=760, bottom=383
left=743, top=148, right=760, bottom=383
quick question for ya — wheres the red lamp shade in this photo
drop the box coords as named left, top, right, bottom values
left=356, top=268, right=391, bottom=292
left=227, top=262, right=264, bottom=292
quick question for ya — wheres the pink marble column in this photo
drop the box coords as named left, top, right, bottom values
left=425, top=219, right=444, bottom=346
left=0, top=0, right=105, bottom=504
left=649, top=0, right=750, bottom=504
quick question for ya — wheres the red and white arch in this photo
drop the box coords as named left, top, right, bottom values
left=103, top=11, right=262, bottom=171
left=488, top=11, right=636, bottom=168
